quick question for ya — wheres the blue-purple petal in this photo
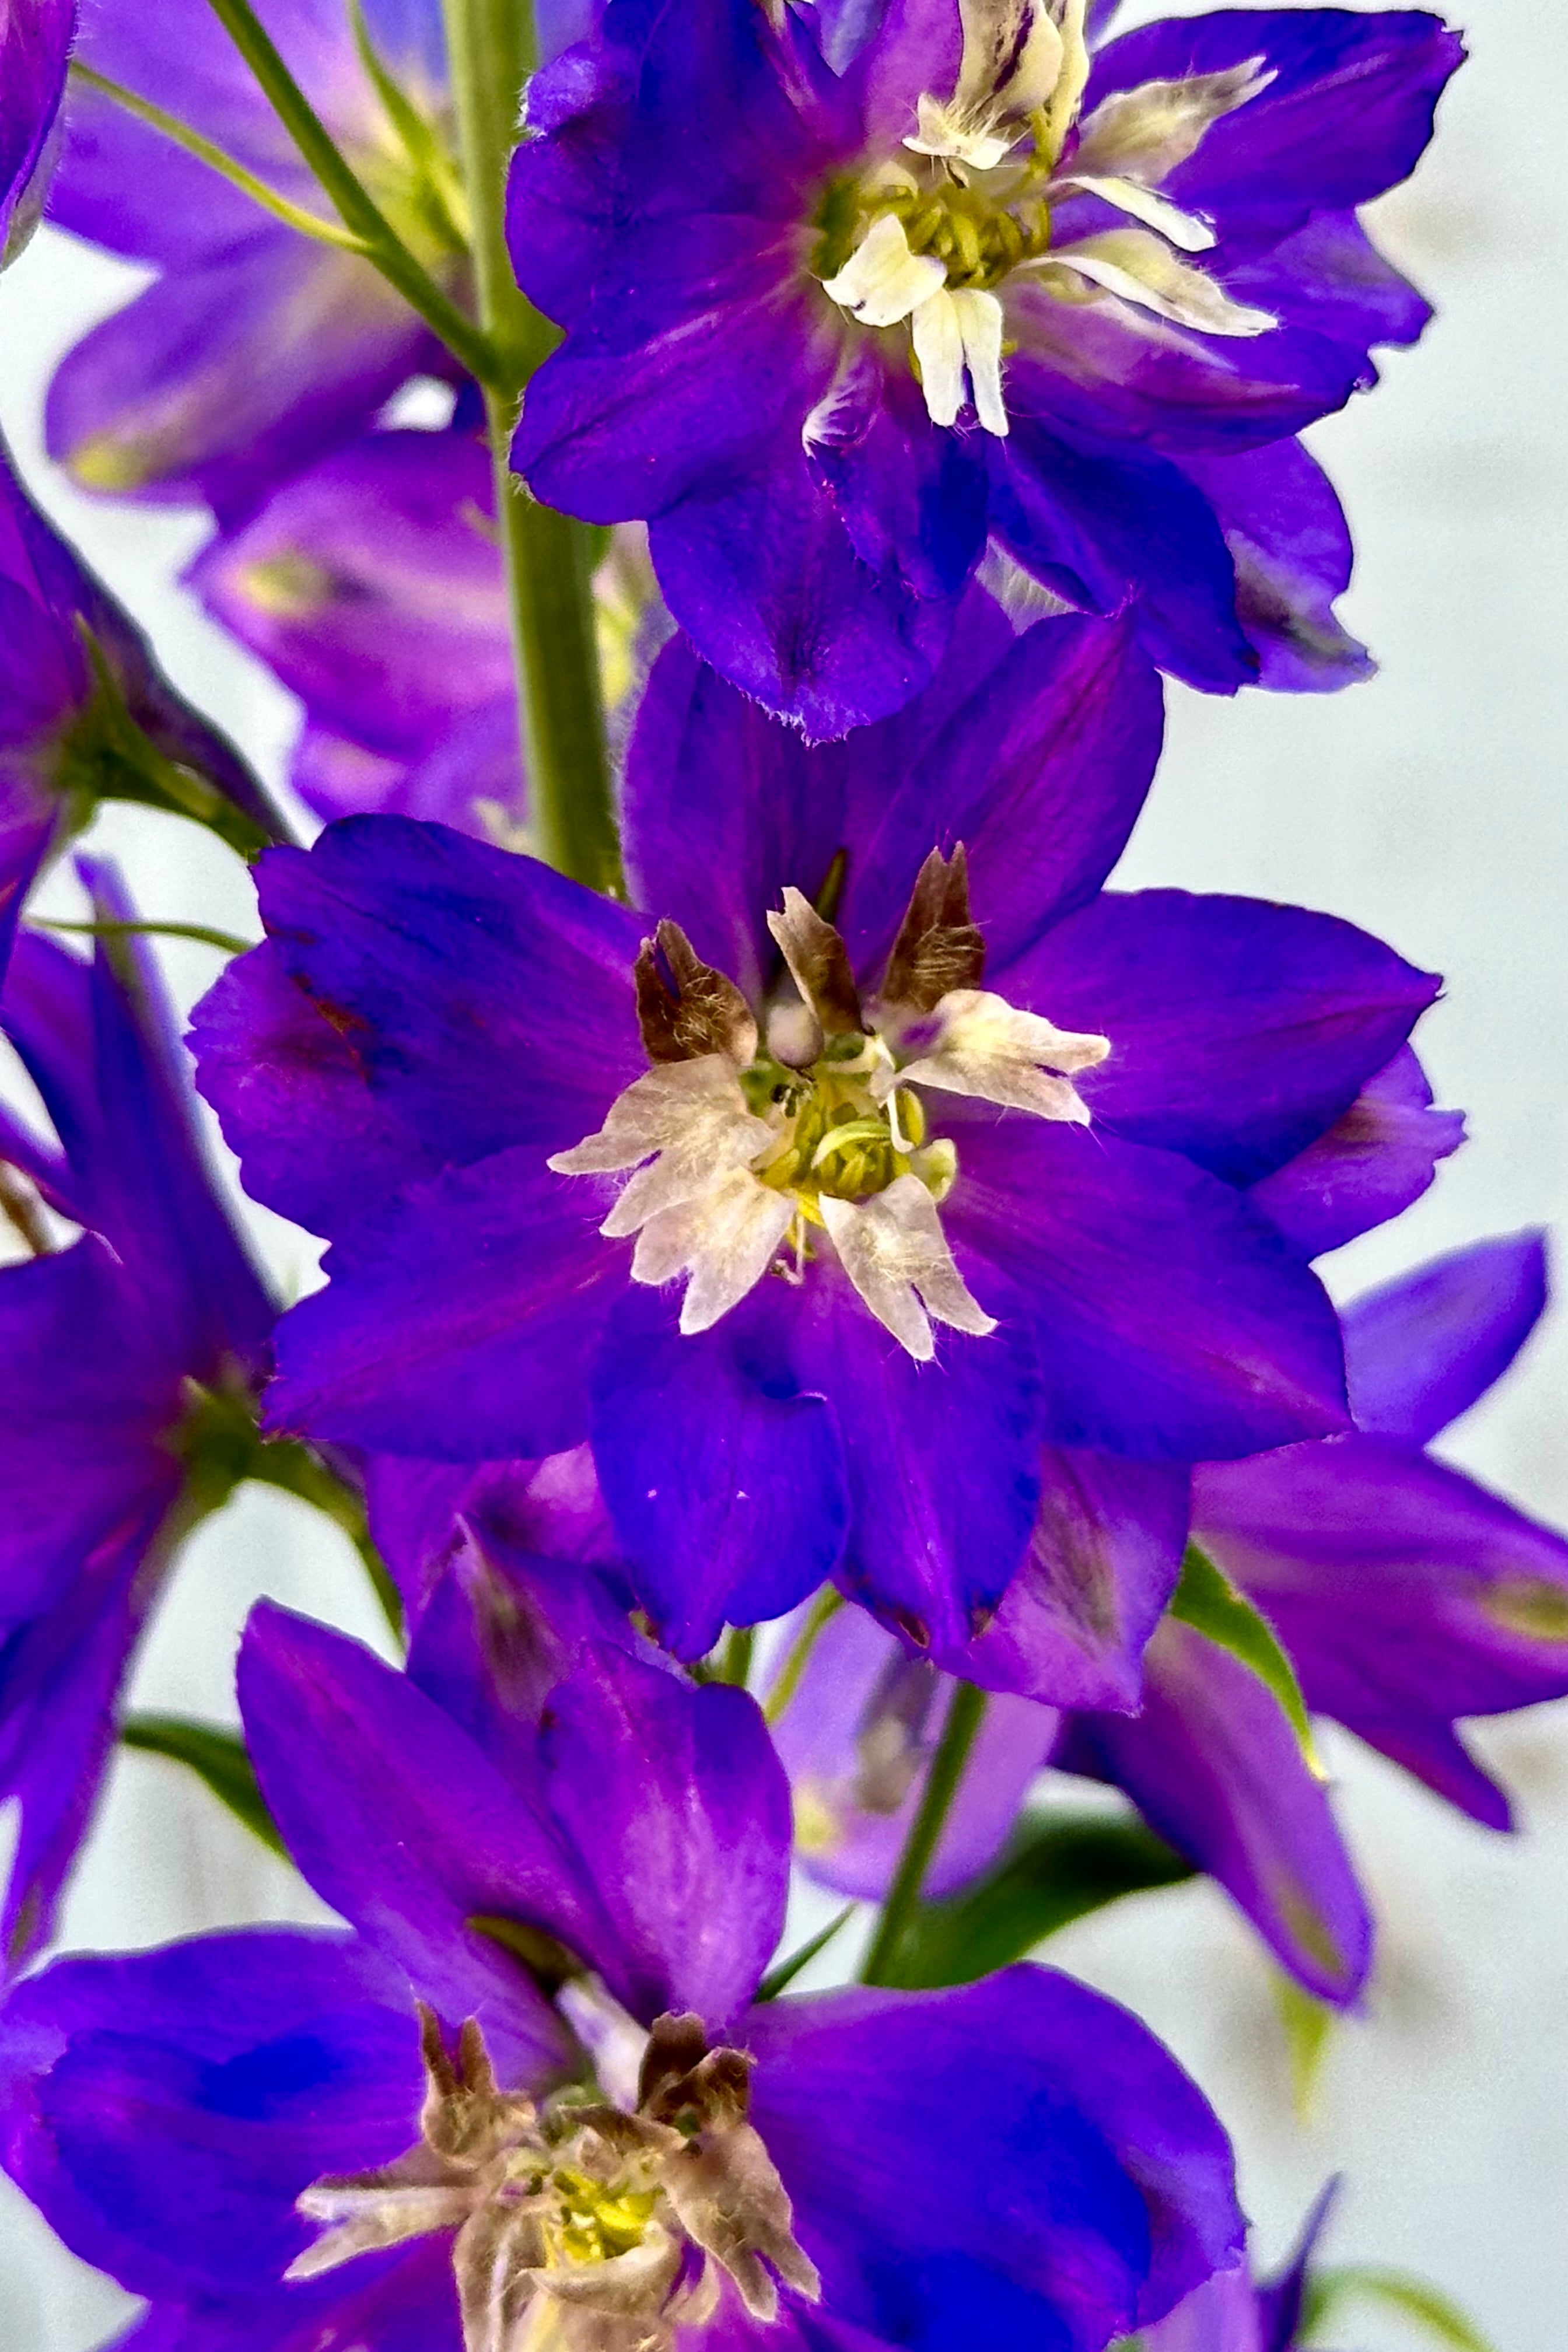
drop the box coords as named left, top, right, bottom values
left=1060, top=1618, right=1373, bottom=2004
left=1340, top=1231, right=1548, bottom=1445
left=946, top=1120, right=1348, bottom=1460
left=589, top=1283, right=849, bottom=1658
left=1007, top=890, right=1440, bottom=1184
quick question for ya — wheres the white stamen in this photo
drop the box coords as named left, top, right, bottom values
left=910, top=285, right=1009, bottom=436
left=907, top=0, right=1088, bottom=169
left=631, top=1170, right=794, bottom=1335
left=820, top=1177, right=996, bottom=1361
left=910, top=289, right=967, bottom=426
left=950, top=288, right=1008, bottom=435
left=1040, top=228, right=1276, bottom=335
left=1069, top=61, right=1275, bottom=187
left=548, top=1058, right=773, bottom=1244
left=823, top=212, right=947, bottom=329
left=1052, top=172, right=1216, bottom=253
left=888, top=988, right=1108, bottom=1121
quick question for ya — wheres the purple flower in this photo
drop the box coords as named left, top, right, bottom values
left=1, top=432, right=282, bottom=976
left=192, top=428, right=528, bottom=838
left=1126, top=2182, right=1334, bottom=2350
left=192, top=606, right=1448, bottom=1662
left=773, top=1234, right=1567, bottom=2004
left=0, top=1592, right=1245, bottom=2350
left=0, top=866, right=275, bottom=1972
left=509, top=0, right=1462, bottom=733
left=0, top=0, right=75, bottom=264
left=44, top=0, right=461, bottom=517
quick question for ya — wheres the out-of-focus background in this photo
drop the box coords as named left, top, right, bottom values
left=2, top=0, right=1565, bottom=2342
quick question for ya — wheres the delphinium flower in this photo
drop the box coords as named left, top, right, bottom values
left=0, top=1586, right=1247, bottom=2350
left=0, top=0, right=75, bottom=265
left=0, top=866, right=275, bottom=1973
left=769, top=1234, right=1568, bottom=2003
left=192, top=604, right=1450, bottom=1668
left=43, top=0, right=467, bottom=517
left=0, top=434, right=285, bottom=972
left=509, top=0, right=1464, bottom=732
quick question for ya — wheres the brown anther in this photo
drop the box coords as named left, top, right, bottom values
left=635, top=921, right=758, bottom=1064
left=881, top=845, right=985, bottom=1015
left=766, top=888, right=864, bottom=1038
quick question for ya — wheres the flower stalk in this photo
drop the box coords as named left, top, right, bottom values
left=439, top=0, right=622, bottom=894
left=859, top=1679, right=988, bottom=1986
left=198, top=0, right=499, bottom=387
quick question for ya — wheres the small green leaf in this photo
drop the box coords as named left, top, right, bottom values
left=1303, top=2265, right=1497, bottom=2352
left=1171, top=1545, right=1319, bottom=1765
left=757, top=1906, right=857, bottom=2000
left=120, top=1714, right=286, bottom=1858
left=881, top=1807, right=1195, bottom=1989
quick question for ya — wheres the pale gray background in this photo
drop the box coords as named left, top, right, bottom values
left=1, top=0, right=1564, bottom=2342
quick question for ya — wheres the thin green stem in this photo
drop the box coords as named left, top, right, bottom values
left=35, top=916, right=256, bottom=957
left=859, top=1681, right=989, bottom=1987
left=715, top=1624, right=757, bottom=1688
left=764, top=1589, right=846, bottom=1725
left=68, top=63, right=372, bottom=253
left=199, top=0, right=502, bottom=388
left=440, top=0, right=621, bottom=893
left=757, top=1905, right=857, bottom=2001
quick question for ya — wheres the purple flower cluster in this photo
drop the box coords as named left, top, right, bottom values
left=0, top=2, right=1546, bottom=2349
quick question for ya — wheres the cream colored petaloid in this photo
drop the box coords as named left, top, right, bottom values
left=550, top=849, right=1110, bottom=1364
left=290, top=2007, right=820, bottom=2352
left=818, top=0, right=1275, bottom=438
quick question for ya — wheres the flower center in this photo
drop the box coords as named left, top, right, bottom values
left=288, top=2007, right=820, bottom=2351
left=550, top=851, right=1110, bottom=1362
left=742, top=1032, right=954, bottom=1234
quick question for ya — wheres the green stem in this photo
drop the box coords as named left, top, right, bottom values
left=68, top=62, right=372, bottom=254
left=200, top=0, right=501, bottom=389
left=35, top=916, right=257, bottom=957
left=440, top=0, right=621, bottom=893
left=715, top=1624, right=756, bottom=1688
left=764, top=1589, right=846, bottom=1725
left=859, top=1681, right=988, bottom=1987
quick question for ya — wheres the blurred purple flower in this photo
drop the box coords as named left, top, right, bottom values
left=0, top=1597, right=1245, bottom=2350
left=509, top=0, right=1462, bottom=733
left=1, top=435, right=282, bottom=972
left=0, top=0, right=75, bottom=264
left=191, top=427, right=526, bottom=838
left=0, top=866, right=274, bottom=1972
left=44, top=0, right=463, bottom=517
left=774, top=1234, right=1567, bottom=2004
left=190, top=604, right=1457, bottom=1660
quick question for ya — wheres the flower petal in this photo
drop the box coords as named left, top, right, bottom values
left=797, top=1262, right=1043, bottom=1650
left=1340, top=1231, right=1548, bottom=1447
left=589, top=1283, right=848, bottom=1657
left=746, top=1965, right=1242, bottom=2340
left=191, top=817, right=645, bottom=1240
left=1247, top=1043, right=1463, bottom=1259
left=939, top=1451, right=1190, bottom=1709
left=947, top=1119, right=1348, bottom=1458
left=1060, top=1615, right=1373, bottom=2003
left=238, top=1605, right=589, bottom=2076
left=1194, top=1435, right=1568, bottom=1830
left=1006, top=888, right=1440, bottom=1184
left=264, top=1150, right=624, bottom=1461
